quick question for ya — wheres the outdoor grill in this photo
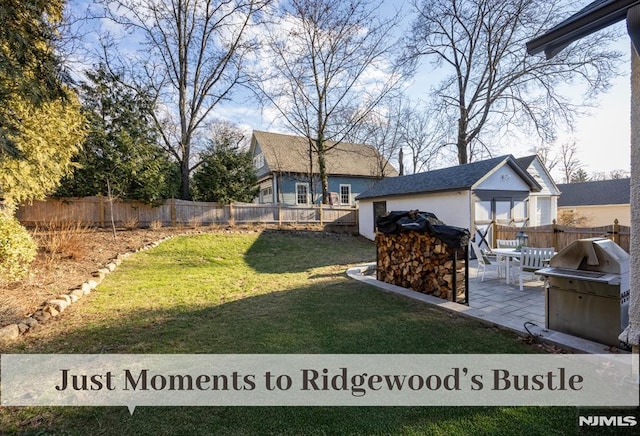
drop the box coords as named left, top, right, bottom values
left=537, top=238, right=630, bottom=348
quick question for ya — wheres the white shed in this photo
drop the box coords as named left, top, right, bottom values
left=356, top=155, right=554, bottom=246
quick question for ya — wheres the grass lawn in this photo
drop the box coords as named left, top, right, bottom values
left=0, top=230, right=636, bottom=435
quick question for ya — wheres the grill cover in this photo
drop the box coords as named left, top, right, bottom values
left=376, top=210, right=470, bottom=248
left=539, top=238, right=630, bottom=348
left=548, top=238, right=629, bottom=275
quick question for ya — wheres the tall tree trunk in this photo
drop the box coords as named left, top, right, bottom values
left=318, top=150, right=329, bottom=204
left=180, top=157, right=190, bottom=200
left=316, top=135, right=330, bottom=204
left=457, top=116, right=468, bottom=164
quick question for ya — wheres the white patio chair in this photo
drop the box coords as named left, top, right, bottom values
left=495, top=239, right=518, bottom=266
left=470, top=241, right=504, bottom=282
left=496, top=239, right=518, bottom=248
left=511, top=247, right=555, bottom=291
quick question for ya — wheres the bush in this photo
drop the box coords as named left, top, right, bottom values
left=0, top=211, right=37, bottom=282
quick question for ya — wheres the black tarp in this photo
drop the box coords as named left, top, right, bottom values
left=376, top=210, right=470, bottom=248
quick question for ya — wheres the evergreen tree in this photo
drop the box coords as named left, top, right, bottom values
left=56, top=67, right=179, bottom=202
left=0, top=0, right=86, bottom=205
left=192, top=142, right=258, bottom=204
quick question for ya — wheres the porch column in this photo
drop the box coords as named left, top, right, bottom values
left=620, top=6, right=640, bottom=354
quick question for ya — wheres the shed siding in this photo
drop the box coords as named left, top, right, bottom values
left=526, top=159, right=559, bottom=195
left=475, top=165, right=531, bottom=191
left=358, top=192, right=472, bottom=240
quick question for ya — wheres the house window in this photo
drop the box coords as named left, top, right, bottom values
left=296, top=183, right=309, bottom=205
left=253, top=153, right=265, bottom=169
left=260, top=186, right=273, bottom=203
left=513, top=200, right=527, bottom=220
left=340, top=184, right=351, bottom=205
left=495, top=200, right=512, bottom=221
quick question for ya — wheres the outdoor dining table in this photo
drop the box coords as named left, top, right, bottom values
left=491, top=247, right=557, bottom=285
left=490, top=248, right=522, bottom=285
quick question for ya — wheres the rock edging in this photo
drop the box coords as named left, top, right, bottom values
left=0, top=235, right=176, bottom=343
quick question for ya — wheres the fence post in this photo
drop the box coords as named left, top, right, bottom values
left=229, top=203, right=235, bottom=225
left=613, top=218, right=620, bottom=245
left=278, top=204, right=282, bottom=226
left=170, top=198, right=176, bottom=227
left=552, top=219, right=559, bottom=250
left=99, top=195, right=105, bottom=228
left=491, top=221, right=497, bottom=249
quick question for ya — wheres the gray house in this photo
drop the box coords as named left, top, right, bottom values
left=355, top=155, right=560, bottom=243
left=249, top=130, right=397, bottom=206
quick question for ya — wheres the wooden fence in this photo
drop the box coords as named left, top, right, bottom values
left=495, top=219, right=629, bottom=253
left=16, top=197, right=358, bottom=228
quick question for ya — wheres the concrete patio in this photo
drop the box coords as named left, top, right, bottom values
left=347, top=259, right=626, bottom=354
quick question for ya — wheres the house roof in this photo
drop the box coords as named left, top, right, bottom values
left=557, top=178, right=630, bottom=206
left=526, top=0, right=640, bottom=59
left=517, top=154, right=562, bottom=195
left=251, top=130, right=398, bottom=178
left=356, top=155, right=541, bottom=201
left=516, top=155, right=538, bottom=169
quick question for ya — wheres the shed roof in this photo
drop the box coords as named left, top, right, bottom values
left=557, top=178, right=630, bottom=206
left=251, top=130, right=398, bottom=178
left=356, top=155, right=540, bottom=201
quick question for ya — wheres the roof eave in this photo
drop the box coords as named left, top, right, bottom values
left=356, top=186, right=473, bottom=202
left=526, top=0, right=640, bottom=59
left=471, top=156, right=543, bottom=192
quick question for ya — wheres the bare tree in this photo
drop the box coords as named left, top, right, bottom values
left=345, top=107, right=402, bottom=178
left=559, top=141, right=582, bottom=183
left=398, top=101, right=447, bottom=174
left=94, top=0, right=272, bottom=199
left=405, top=0, right=622, bottom=164
left=254, top=0, right=404, bottom=203
left=535, top=144, right=560, bottom=174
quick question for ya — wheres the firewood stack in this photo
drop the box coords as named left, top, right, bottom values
left=376, top=231, right=466, bottom=301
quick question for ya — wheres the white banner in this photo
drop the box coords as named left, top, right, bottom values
left=1, top=354, right=638, bottom=408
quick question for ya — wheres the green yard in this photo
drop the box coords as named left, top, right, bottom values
left=0, top=230, right=634, bottom=434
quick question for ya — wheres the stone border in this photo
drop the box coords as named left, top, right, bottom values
left=0, top=235, right=176, bottom=342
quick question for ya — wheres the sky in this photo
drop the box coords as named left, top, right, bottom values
left=66, top=0, right=634, bottom=180
left=232, top=0, right=635, bottom=180
left=550, top=35, right=632, bottom=179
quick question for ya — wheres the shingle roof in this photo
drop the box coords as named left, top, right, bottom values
left=516, top=155, right=537, bottom=169
left=356, top=155, right=540, bottom=201
left=557, top=178, right=630, bottom=206
left=252, top=130, right=398, bottom=177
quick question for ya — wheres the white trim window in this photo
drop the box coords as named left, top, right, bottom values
left=340, top=184, right=351, bottom=205
left=296, top=183, right=309, bottom=205
left=253, top=153, right=265, bottom=169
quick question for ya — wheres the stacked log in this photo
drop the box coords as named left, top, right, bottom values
left=376, top=231, right=466, bottom=301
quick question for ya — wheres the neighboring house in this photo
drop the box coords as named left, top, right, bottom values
left=356, top=155, right=553, bottom=244
left=249, top=130, right=398, bottom=206
left=557, top=178, right=630, bottom=226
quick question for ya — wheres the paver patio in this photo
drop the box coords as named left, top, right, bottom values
left=347, top=259, right=623, bottom=354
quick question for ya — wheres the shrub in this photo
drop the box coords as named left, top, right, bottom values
left=34, top=220, right=92, bottom=263
left=0, top=211, right=37, bottom=282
